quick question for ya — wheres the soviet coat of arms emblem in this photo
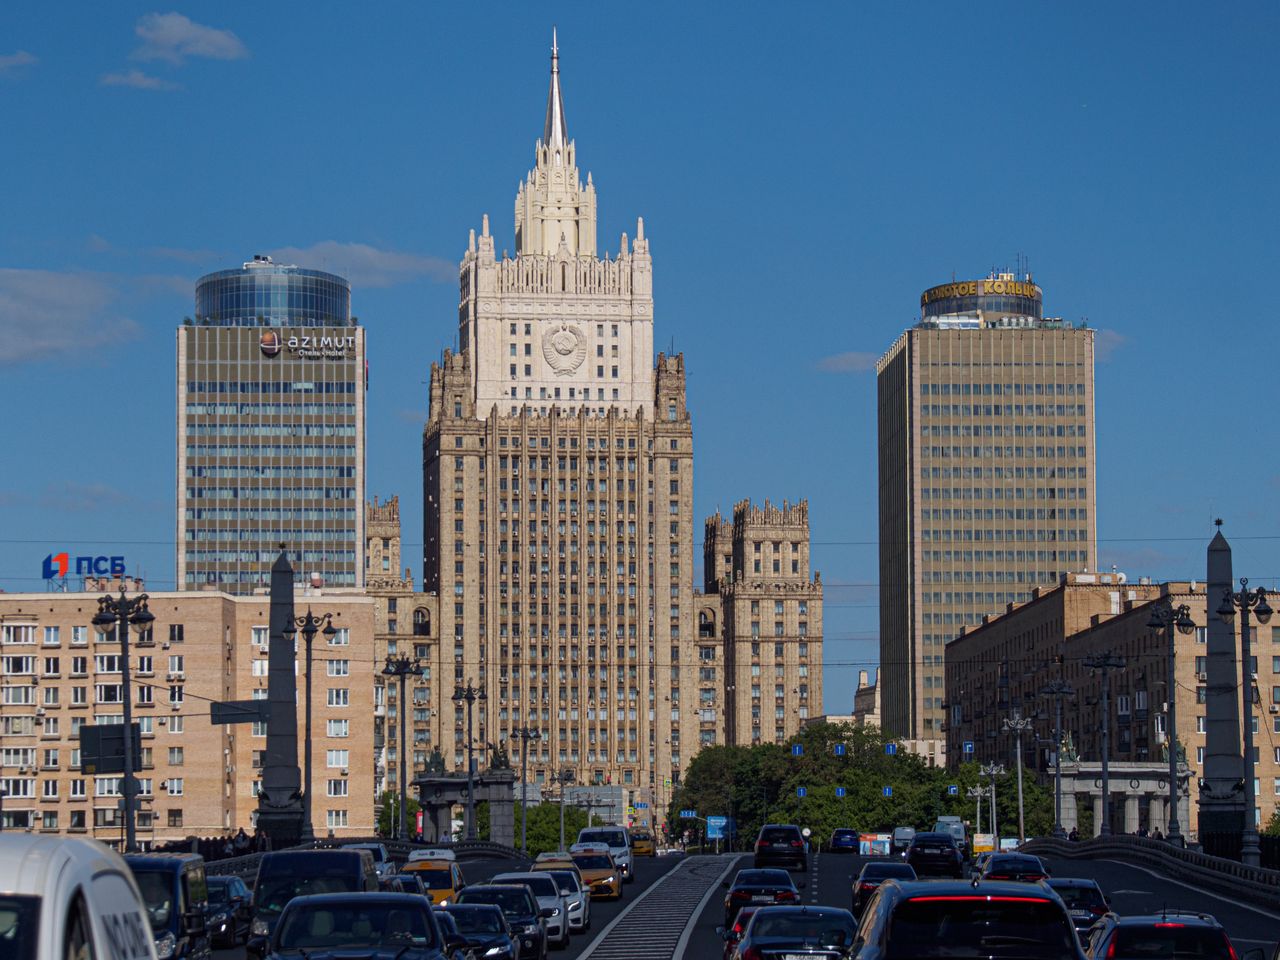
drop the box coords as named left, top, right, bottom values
left=542, top=322, right=586, bottom=376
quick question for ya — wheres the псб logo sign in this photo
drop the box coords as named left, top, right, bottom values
left=42, top=552, right=126, bottom=579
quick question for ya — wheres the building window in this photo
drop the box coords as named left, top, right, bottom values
left=327, top=779, right=349, bottom=797
left=327, top=688, right=350, bottom=707
left=326, top=809, right=349, bottom=828
left=327, top=719, right=349, bottom=738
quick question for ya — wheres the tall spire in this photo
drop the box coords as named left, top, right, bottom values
left=543, top=27, right=568, bottom=150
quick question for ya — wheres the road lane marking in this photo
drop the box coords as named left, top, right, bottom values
left=670, top=855, right=742, bottom=960
left=1088, top=859, right=1280, bottom=923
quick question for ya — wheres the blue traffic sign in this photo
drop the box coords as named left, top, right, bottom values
left=833, top=743, right=846, bottom=756
left=835, top=786, right=846, bottom=798
left=792, top=744, right=804, bottom=757
left=635, top=802, right=648, bottom=809
left=882, top=786, right=893, bottom=797
left=963, top=741, right=974, bottom=754
left=885, top=743, right=898, bottom=756
left=679, top=809, right=697, bottom=818
left=797, top=786, right=807, bottom=798
left=947, top=785, right=959, bottom=796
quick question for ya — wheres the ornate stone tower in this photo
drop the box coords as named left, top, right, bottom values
left=422, top=35, right=692, bottom=826
left=457, top=32, right=654, bottom=420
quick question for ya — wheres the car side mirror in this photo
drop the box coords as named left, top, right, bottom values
left=183, top=910, right=207, bottom=936
left=540, top=907, right=555, bottom=919
left=246, top=935, right=268, bottom=959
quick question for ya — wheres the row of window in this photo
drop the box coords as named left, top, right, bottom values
left=186, top=508, right=358, bottom=521
left=921, top=404, right=1088, bottom=417
left=921, top=382, right=1088, bottom=396
left=922, top=423, right=1087, bottom=437
left=923, top=466, right=1087, bottom=479
left=186, top=423, right=358, bottom=437
left=922, top=445, right=1090, bottom=459
left=186, top=445, right=357, bottom=458
left=923, top=508, right=1088, bottom=521
left=186, top=381, right=356, bottom=394
left=185, top=402, right=356, bottom=416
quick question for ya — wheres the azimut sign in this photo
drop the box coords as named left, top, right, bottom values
left=260, top=331, right=357, bottom=360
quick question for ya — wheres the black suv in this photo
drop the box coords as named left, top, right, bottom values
left=1085, top=911, right=1240, bottom=960
left=1045, top=878, right=1109, bottom=938
left=853, top=879, right=1085, bottom=960
left=904, top=832, right=964, bottom=878
left=754, top=824, right=808, bottom=872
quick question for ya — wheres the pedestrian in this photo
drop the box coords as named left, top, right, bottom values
left=234, top=827, right=250, bottom=854
left=1068, top=827, right=1079, bottom=842
left=1153, top=828, right=1164, bottom=841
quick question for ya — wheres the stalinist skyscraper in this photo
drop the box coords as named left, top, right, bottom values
left=422, top=35, right=695, bottom=814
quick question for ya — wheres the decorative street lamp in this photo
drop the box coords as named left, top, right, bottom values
left=383, top=655, right=424, bottom=840
left=1002, top=712, right=1034, bottom=843
left=1082, top=652, right=1126, bottom=835
left=967, top=785, right=985, bottom=836
left=91, top=588, right=155, bottom=852
left=1039, top=680, right=1075, bottom=839
left=1146, top=600, right=1196, bottom=846
left=1217, top=579, right=1272, bottom=867
left=514, top=726, right=543, bottom=856
left=551, top=768, right=575, bottom=852
left=452, top=680, right=487, bottom=840
left=291, top=608, right=336, bottom=841
left=980, top=763, right=1005, bottom=844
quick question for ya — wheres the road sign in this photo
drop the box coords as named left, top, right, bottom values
left=835, top=786, right=846, bottom=798
left=679, top=809, right=697, bottom=819
left=885, top=743, right=898, bottom=756
left=797, top=786, right=807, bottom=798
left=947, top=784, right=959, bottom=796
left=635, top=802, right=648, bottom=809
left=791, top=744, right=804, bottom=757
left=707, top=815, right=730, bottom=840
left=663, top=778, right=671, bottom=787
left=882, top=786, right=893, bottom=797
left=833, top=743, right=846, bottom=757
left=79, top=723, right=142, bottom=775
left=963, top=741, right=975, bottom=754
left=211, top=699, right=271, bottom=725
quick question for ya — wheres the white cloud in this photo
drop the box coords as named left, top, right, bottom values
left=269, top=241, right=455, bottom=288
left=132, top=12, right=248, bottom=64
left=817, top=351, right=878, bottom=373
left=0, top=269, right=141, bottom=365
left=1095, top=328, right=1126, bottom=362
left=38, top=481, right=133, bottom=514
left=0, top=50, right=37, bottom=73
left=100, top=68, right=179, bottom=91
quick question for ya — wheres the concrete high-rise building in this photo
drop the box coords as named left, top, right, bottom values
left=877, top=273, right=1097, bottom=742
left=421, top=37, right=692, bottom=818
left=178, top=256, right=366, bottom=593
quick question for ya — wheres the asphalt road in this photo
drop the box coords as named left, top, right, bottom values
left=211, top=852, right=685, bottom=960
left=679, top=850, right=1280, bottom=959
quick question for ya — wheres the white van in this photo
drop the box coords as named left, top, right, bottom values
left=575, top=826, right=633, bottom=882
left=0, top=834, right=158, bottom=960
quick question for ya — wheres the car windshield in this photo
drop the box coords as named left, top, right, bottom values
left=497, top=875, right=558, bottom=898
left=1051, top=886, right=1105, bottom=911
left=751, top=913, right=856, bottom=946
left=578, top=831, right=624, bottom=847
left=206, top=881, right=232, bottom=905
left=458, top=889, right=533, bottom=919
left=735, top=870, right=792, bottom=887
left=131, top=871, right=173, bottom=932
left=761, top=828, right=799, bottom=843
left=449, top=908, right=506, bottom=935
left=254, top=875, right=363, bottom=918
left=409, top=868, right=453, bottom=890
left=1112, top=926, right=1233, bottom=960
left=347, top=846, right=385, bottom=862
left=0, top=896, right=40, bottom=960
left=990, top=857, right=1042, bottom=872
left=276, top=902, right=436, bottom=951
left=887, top=896, right=1074, bottom=959
left=574, top=855, right=613, bottom=870
left=547, top=871, right=580, bottom=893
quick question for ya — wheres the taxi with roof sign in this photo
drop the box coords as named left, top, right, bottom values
left=567, top=843, right=622, bottom=900
left=402, top=848, right=467, bottom=905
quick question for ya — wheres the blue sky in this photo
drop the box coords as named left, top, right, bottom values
left=2, top=2, right=1278, bottom=706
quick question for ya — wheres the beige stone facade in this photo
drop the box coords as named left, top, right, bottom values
left=877, top=276, right=1097, bottom=744
left=944, top=573, right=1280, bottom=833
left=704, top=501, right=824, bottom=747
left=0, top=580, right=375, bottom=846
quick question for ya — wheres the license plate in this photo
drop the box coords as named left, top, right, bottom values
left=921, top=847, right=941, bottom=854
left=784, top=954, right=815, bottom=960
left=751, top=895, right=772, bottom=903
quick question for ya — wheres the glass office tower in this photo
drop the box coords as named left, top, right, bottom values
left=178, top=255, right=366, bottom=592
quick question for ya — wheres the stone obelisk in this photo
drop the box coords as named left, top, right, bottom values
left=255, top=548, right=305, bottom=848
left=1197, top=529, right=1245, bottom=841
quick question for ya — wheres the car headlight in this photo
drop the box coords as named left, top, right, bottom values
left=155, top=931, right=177, bottom=959
left=211, top=912, right=229, bottom=927
left=549, top=907, right=560, bottom=917
left=251, top=918, right=269, bottom=937
left=484, top=947, right=507, bottom=957
left=606, top=876, right=616, bottom=884
left=439, top=899, right=449, bottom=906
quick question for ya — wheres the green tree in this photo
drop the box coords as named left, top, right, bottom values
left=377, top=790, right=421, bottom=837
left=1263, top=809, right=1280, bottom=837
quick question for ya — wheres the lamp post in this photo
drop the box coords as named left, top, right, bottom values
left=1217, top=579, right=1272, bottom=867
left=1002, top=712, right=1034, bottom=843
left=551, top=768, right=575, bottom=852
left=91, top=588, right=155, bottom=853
left=383, top=655, right=424, bottom=841
left=452, top=680, right=487, bottom=840
left=1146, top=601, right=1196, bottom=846
left=514, top=726, right=542, bottom=856
left=292, top=608, right=336, bottom=842
left=980, top=763, right=1004, bottom=844
left=1082, top=652, right=1126, bottom=835
left=967, top=785, right=985, bottom=837
left=1040, top=681, right=1075, bottom=839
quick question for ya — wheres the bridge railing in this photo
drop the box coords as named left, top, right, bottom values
left=1021, top=835, right=1280, bottom=911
